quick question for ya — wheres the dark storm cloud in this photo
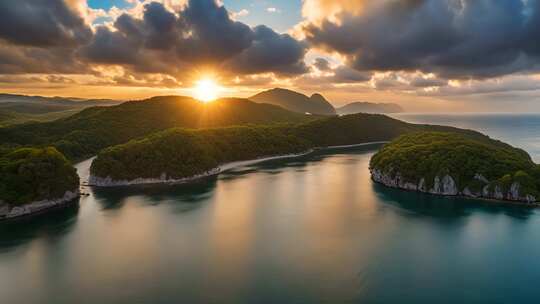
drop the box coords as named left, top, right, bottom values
left=81, top=26, right=140, bottom=65
left=0, top=0, right=92, bottom=47
left=0, top=0, right=92, bottom=76
left=0, top=44, right=88, bottom=74
left=224, top=25, right=308, bottom=75
left=78, top=0, right=306, bottom=76
left=303, top=0, right=540, bottom=79
left=332, top=66, right=371, bottom=83
left=314, top=58, right=331, bottom=71
left=524, top=0, right=540, bottom=56
left=0, top=0, right=307, bottom=80
left=178, top=0, right=253, bottom=62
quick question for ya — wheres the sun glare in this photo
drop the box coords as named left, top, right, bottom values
left=194, top=78, right=220, bottom=102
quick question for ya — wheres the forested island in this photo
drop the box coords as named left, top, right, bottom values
left=370, top=132, right=540, bottom=204
left=0, top=147, right=79, bottom=219
left=89, top=114, right=477, bottom=186
left=0, top=95, right=312, bottom=217
left=2, top=93, right=536, bottom=218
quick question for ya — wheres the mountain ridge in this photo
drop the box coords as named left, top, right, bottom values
left=337, top=102, right=404, bottom=115
left=249, top=88, right=336, bottom=115
left=0, top=95, right=312, bottom=161
left=0, top=93, right=122, bottom=126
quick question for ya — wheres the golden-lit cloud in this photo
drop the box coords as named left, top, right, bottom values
left=2, top=0, right=540, bottom=111
left=0, top=0, right=307, bottom=89
left=302, top=0, right=365, bottom=25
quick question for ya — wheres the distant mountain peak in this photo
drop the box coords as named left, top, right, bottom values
left=337, top=102, right=404, bottom=115
left=310, top=93, right=325, bottom=100
left=250, top=88, right=336, bottom=116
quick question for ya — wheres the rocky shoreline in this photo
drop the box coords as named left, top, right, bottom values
left=89, top=141, right=389, bottom=187
left=89, top=168, right=222, bottom=187
left=88, top=150, right=315, bottom=187
left=0, top=190, right=80, bottom=220
left=371, top=168, right=538, bottom=205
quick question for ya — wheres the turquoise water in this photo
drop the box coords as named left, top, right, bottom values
left=2, top=114, right=540, bottom=303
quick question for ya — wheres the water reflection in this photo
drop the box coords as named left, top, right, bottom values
left=373, top=182, right=536, bottom=220
left=0, top=201, right=80, bottom=252
left=2, top=145, right=540, bottom=303
left=91, top=177, right=219, bottom=211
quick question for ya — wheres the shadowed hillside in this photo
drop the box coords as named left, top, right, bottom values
left=0, top=96, right=312, bottom=161
left=0, top=94, right=121, bottom=126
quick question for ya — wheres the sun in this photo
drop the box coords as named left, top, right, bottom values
left=194, top=78, right=220, bottom=102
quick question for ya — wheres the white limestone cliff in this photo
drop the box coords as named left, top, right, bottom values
left=370, top=168, right=537, bottom=204
left=0, top=190, right=80, bottom=220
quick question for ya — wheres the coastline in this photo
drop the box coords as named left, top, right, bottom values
left=316, top=141, right=389, bottom=150
left=373, top=180, right=540, bottom=207
left=88, top=150, right=315, bottom=187
left=0, top=190, right=80, bottom=221
left=88, top=141, right=388, bottom=187
left=370, top=169, right=540, bottom=207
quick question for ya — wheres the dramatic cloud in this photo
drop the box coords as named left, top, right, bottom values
left=79, top=0, right=306, bottom=78
left=224, top=25, right=308, bottom=75
left=423, top=75, right=540, bottom=97
left=0, top=0, right=92, bottom=47
left=81, top=26, right=141, bottom=65
left=3, top=0, right=540, bottom=109
left=332, top=66, right=372, bottom=83
left=0, top=0, right=308, bottom=87
left=303, top=0, right=540, bottom=79
left=0, top=44, right=88, bottom=74
left=313, top=58, right=331, bottom=71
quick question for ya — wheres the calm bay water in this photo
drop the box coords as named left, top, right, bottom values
left=2, top=114, right=540, bottom=303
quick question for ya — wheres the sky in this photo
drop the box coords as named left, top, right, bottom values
left=1, top=0, right=540, bottom=112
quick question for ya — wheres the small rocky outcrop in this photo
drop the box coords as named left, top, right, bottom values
left=429, top=175, right=458, bottom=195
left=370, top=169, right=537, bottom=204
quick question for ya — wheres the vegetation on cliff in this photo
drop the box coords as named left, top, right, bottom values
left=0, top=147, right=79, bottom=205
left=90, top=114, right=480, bottom=183
left=90, top=125, right=311, bottom=182
left=370, top=132, right=540, bottom=201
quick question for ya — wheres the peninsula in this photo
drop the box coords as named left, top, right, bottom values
left=89, top=113, right=478, bottom=186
